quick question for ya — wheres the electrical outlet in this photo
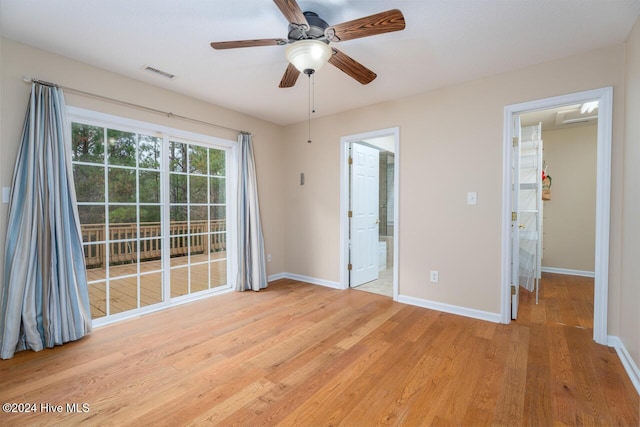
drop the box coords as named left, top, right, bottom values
left=430, top=270, right=439, bottom=283
left=267, top=254, right=272, bottom=262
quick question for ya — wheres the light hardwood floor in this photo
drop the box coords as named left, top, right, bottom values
left=0, top=273, right=637, bottom=426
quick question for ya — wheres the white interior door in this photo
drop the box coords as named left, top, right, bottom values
left=518, top=124, right=543, bottom=300
left=351, top=143, right=379, bottom=287
left=511, top=116, right=521, bottom=319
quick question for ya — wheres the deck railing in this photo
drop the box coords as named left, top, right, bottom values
left=81, top=220, right=226, bottom=267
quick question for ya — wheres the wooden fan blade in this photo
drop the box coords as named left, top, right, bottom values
left=210, top=38, right=287, bottom=50
left=273, top=0, right=309, bottom=29
left=325, top=9, right=405, bottom=42
left=279, top=63, right=300, bottom=88
left=328, top=48, right=376, bottom=85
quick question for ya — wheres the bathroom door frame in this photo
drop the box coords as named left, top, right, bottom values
left=340, top=127, right=400, bottom=300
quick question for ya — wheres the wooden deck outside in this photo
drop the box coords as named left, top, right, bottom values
left=86, top=252, right=227, bottom=319
left=82, top=220, right=226, bottom=268
left=81, top=219, right=228, bottom=319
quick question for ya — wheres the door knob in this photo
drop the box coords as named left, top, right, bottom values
left=518, top=224, right=525, bottom=229
left=376, top=219, right=380, bottom=224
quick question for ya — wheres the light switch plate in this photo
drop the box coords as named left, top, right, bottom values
left=2, top=187, right=9, bottom=204
left=467, top=191, right=478, bottom=205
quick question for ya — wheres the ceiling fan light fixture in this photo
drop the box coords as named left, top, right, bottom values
left=285, top=40, right=332, bottom=75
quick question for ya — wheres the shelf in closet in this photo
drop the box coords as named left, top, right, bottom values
left=520, top=231, right=539, bottom=241
left=520, top=182, right=538, bottom=189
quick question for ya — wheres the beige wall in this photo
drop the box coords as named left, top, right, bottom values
left=0, top=32, right=635, bottom=352
left=283, top=44, right=626, bottom=317
left=541, top=125, right=597, bottom=272
left=0, top=38, right=287, bottom=282
left=621, top=16, right=640, bottom=375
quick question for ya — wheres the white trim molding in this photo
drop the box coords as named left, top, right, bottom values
left=501, top=87, right=613, bottom=345
left=398, top=295, right=502, bottom=324
left=93, top=286, right=235, bottom=328
left=267, top=273, right=287, bottom=282
left=540, top=267, right=595, bottom=278
left=270, top=273, right=342, bottom=290
left=270, top=273, right=501, bottom=324
left=607, top=336, right=640, bottom=396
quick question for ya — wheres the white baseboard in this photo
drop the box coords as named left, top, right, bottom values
left=270, top=274, right=501, bottom=322
left=541, top=267, right=595, bottom=278
left=268, top=272, right=342, bottom=290
left=607, top=336, right=640, bottom=396
left=397, top=294, right=502, bottom=324
left=267, top=272, right=287, bottom=282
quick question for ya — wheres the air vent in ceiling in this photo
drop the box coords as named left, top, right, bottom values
left=143, top=65, right=175, bottom=79
left=555, top=107, right=598, bottom=126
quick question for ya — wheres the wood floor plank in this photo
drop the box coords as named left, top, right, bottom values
left=548, top=324, right=580, bottom=425
left=522, top=324, right=553, bottom=425
left=460, top=324, right=512, bottom=426
left=322, top=309, right=442, bottom=426
left=399, top=315, right=486, bottom=426
left=492, top=324, right=530, bottom=427
left=219, top=345, right=349, bottom=427
left=276, top=339, right=394, bottom=426
left=0, top=276, right=637, bottom=426
left=592, top=346, right=640, bottom=426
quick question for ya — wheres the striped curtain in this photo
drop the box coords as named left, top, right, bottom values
left=0, top=82, right=92, bottom=359
left=236, top=133, right=268, bottom=291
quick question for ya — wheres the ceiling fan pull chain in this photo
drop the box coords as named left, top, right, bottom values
left=307, top=73, right=312, bottom=143
left=312, top=73, right=316, bottom=114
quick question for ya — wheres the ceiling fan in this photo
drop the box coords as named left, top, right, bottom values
left=210, top=0, right=406, bottom=88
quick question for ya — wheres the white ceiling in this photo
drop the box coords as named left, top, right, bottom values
left=521, top=104, right=598, bottom=131
left=1, top=0, right=639, bottom=126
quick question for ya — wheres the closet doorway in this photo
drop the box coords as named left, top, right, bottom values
left=340, top=127, right=399, bottom=300
left=521, top=105, right=598, bottom=279
left=501, top=87, right=612, bottom=345
left=515, top=104, right=598, bottom=325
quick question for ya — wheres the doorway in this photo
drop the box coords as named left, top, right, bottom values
left=522, top=105, right=598, bottom=279
left=501, top=88, right=612, bottom=345
left=340, top=127, right=399, bottom=300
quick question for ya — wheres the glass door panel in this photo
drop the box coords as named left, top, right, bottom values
left=169, top=140, right=228, bottom=298
left=72, top=122, right=164, bottom=320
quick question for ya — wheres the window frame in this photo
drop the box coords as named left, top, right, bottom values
left=67, top=107, right=238, bottom=327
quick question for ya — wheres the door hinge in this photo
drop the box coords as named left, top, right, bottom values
left=348, top=211, right=353, bottom=218
left=348, top=263, right=353, bottom=271
left=512, top=211, right=517, bottom=221
left=348, top=156, right=353, bottom=165
left=512, top=137, right=519, bottom=147
left=511, top=285, right=516, bottom=295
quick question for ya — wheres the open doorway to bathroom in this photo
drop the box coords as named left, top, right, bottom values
left=340, top=127, right=399, bottom=300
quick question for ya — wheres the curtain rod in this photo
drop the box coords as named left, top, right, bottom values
left=24, top=77, right=249, bottom=135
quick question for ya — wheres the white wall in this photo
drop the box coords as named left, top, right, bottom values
left=283, top=44, right=626, bottom=321
left=541, top=125, right=597, bottom=272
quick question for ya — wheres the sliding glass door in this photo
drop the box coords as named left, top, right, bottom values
left=69, top=110, right=233, bottom=323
